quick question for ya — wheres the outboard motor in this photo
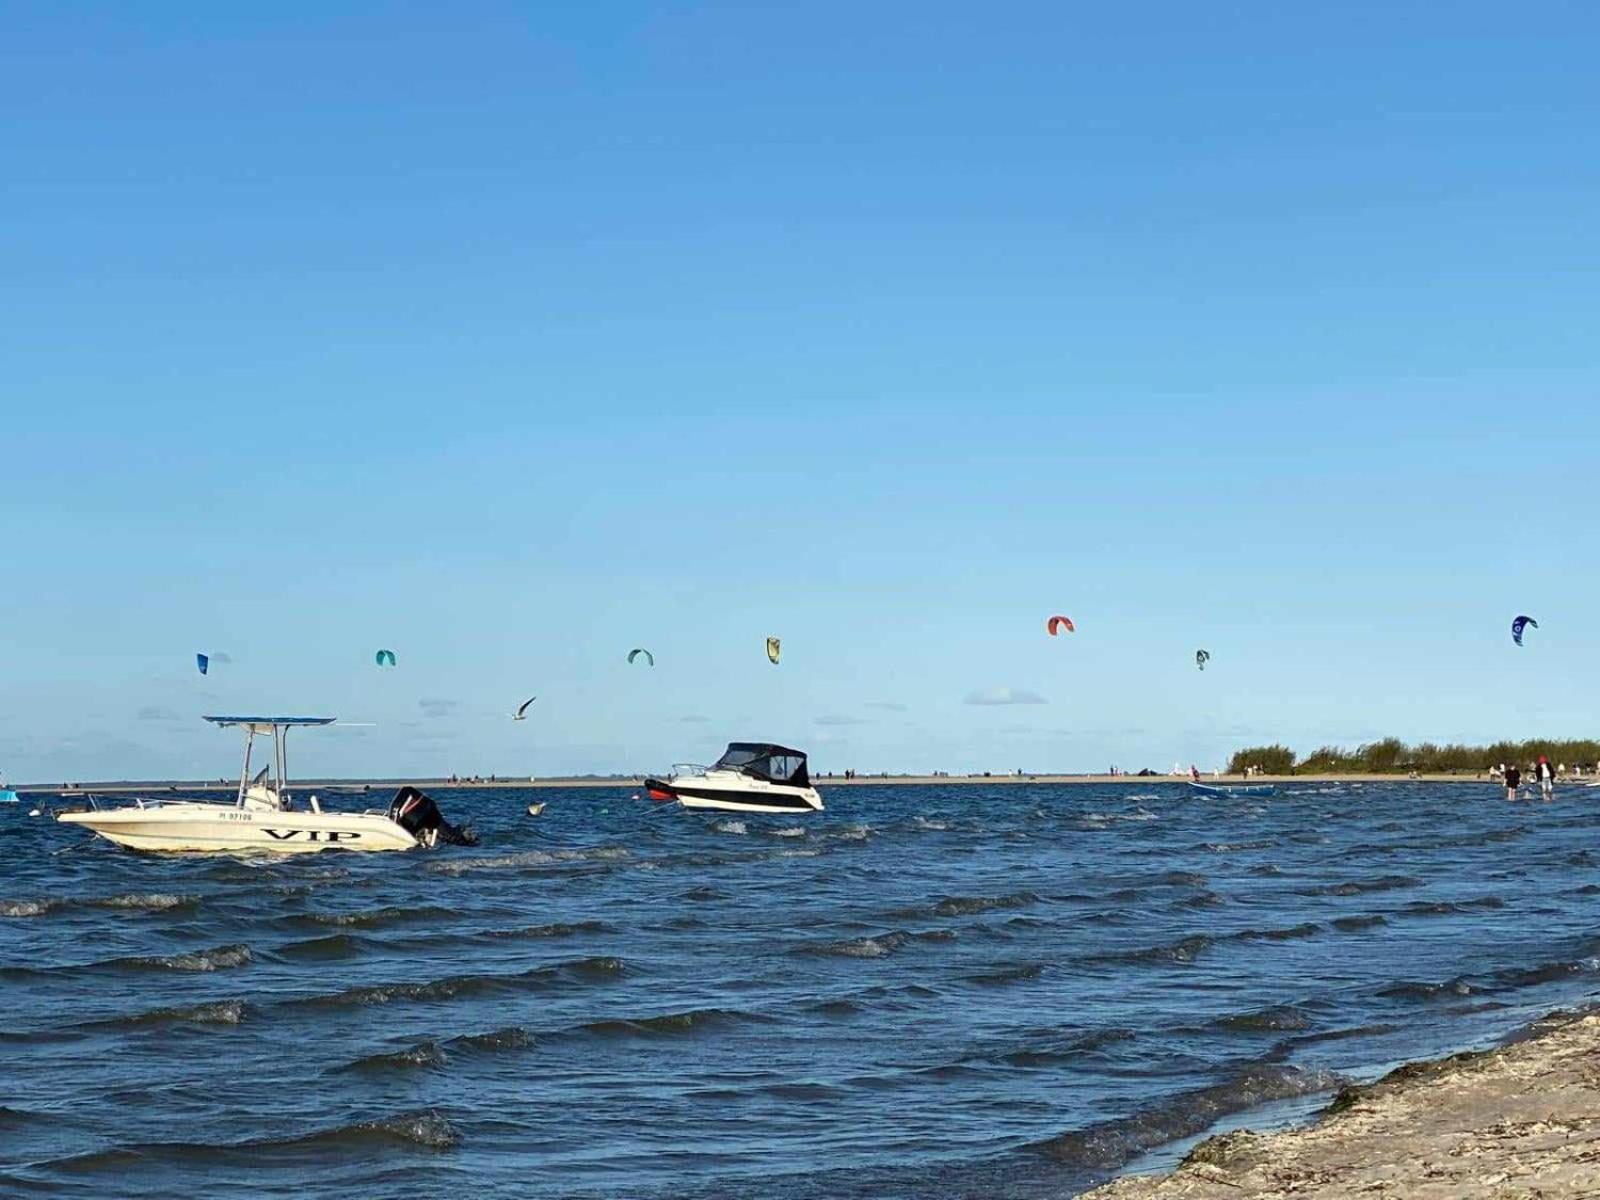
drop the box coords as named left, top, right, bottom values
left=389, top=786, right=478, bottom=847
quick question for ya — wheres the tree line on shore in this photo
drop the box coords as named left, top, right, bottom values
left=1227, top=737, right=1600, bottom=776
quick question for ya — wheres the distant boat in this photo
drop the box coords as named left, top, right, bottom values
left=646, top=743, right=823, bottom=813
left=1188, top=781, right=1276, bottom=798
left=0, top=789, right=17, bottom=805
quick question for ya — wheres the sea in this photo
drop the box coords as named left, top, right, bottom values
left=3, top=780, right=1599, bottom=1198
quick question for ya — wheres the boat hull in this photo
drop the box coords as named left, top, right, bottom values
left=1188, top=781, right=1277, bottom=798
left=644, top=778, right=824, bottom=814
left=56, top=803, right=420, bottom=853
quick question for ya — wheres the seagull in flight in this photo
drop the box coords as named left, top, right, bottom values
left=512, top=696, right=536, bottom=721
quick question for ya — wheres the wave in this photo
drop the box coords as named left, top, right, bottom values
left=295, top=956, right=626, bottom=1008
left=962, top=961, right=1043, bottom=986
left=275, top=933, right=362, bottom=961
left=483, top=920, right=613, bottom=939
left=577, top=1007, right=761, bottom=1038
left=889, top=892, right=1039, bottom=920
left=123, top=944, right=253, bottom=973
left=91, top=892, right=198, bottom=912
left=1, top=892, right=198, bottom=919
left=1090, top=934, right=1215, bottom=967
left=0, top=898, right=57, bottom=917
left=339, top=1042, right=449, bottom=1073
left=46, top=1110, right=460, bottom=1171
left=713, top=820, right=747, bottom=835
left=1211, top=1005, right=1313, bottom=1033
left=1297, top=874, right=1422, bottom=897
left=0, top=942, right=254, bottom=981
left=449, top=1026, right=536, bottom=1053
left=289, top=904, right=459, bottom=930
left=1332, top=914, right=1388, bottom=931
left=428, top=846, right=630, bottom=875
left=801, top=929, right=952, bottom=959
left=934, top=891, right=1039, bottom=917
left=768, top=826, right=807, bottom=838
left=1034, top=1064, right=1341, bottom=1170
left=994, top=1027, right=1136, bottom=1068
left=1237, top=922, right=1322, bottom=942
left=1398, top=896, right=1506, bottom=917
left=82, top=999, right=251, bottom=1030
left=1379, top=978, right=1474, bottom=1002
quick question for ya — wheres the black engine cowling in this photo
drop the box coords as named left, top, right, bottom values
left=389, top=786, right=478, bottom=847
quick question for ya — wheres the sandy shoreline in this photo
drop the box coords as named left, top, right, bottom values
left=15, top=772, right=1515, bottom=794
left=1086, top=1008, right=1600, bottom=1199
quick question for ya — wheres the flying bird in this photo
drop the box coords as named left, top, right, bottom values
left=512, top=696, right=537, bottom=721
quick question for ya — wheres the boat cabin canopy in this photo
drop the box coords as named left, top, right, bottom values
left=713, top=743, right=810, bottom=787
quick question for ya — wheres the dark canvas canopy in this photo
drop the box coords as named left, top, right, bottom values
left=713, top=743, right=810, bottom=787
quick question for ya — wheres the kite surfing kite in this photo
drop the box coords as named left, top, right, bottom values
left=1196, top=649, right=1210, bottom=671
left=196, top=653, right=209, bottom=676
left=1511, top=616, right=1538, bottom=647
left=512, top=696, right=536, bottom=721
left=627, top=648, right=655, bottom=667
left=374, top=649, right=397, bottom=667
left=1047, top=615, right=1075, bottom=636
left=766, top=636, right=781, bottom=665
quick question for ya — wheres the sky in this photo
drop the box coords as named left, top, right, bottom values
left=4, top=2, right=1599, bottom=782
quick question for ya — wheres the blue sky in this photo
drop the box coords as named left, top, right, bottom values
left=4, top=3, right=1598, bottom=781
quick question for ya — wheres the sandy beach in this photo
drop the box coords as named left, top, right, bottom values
left=1086, top=1009, right=1600, bottom=1199
left=21, top=772, right=1513, bottom=793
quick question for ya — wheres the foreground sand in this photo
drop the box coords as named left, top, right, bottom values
left=1086, top=1011, right=1600, bottom=1199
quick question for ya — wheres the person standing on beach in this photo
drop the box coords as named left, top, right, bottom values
left=1504, top=762, right=1521, bottom=801
left=1537, top=755, right=1555, bottom=801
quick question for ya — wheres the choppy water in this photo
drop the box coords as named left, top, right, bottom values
left=4, top=781, right=1599, bottom=1198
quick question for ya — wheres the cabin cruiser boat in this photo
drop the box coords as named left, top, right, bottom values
left=646, top=743, right=823, bottom=813
left=56, top=716, right=475, bottom=853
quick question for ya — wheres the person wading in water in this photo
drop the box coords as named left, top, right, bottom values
left=1504, top=762, right=1521, bottom=801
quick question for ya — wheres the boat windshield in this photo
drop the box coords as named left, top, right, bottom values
left=712, top=743, right=810, bottom=787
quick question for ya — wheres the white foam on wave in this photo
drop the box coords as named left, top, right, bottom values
left=714, top=820, right=748, bottom=836
left=1, top=899, right=57, bottom=918
left=429, top=846, right=631, bottom=875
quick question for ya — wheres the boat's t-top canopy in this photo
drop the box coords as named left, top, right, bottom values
left=202, top=716, right=336, bottom=807
left=712, top=743, right=810, bottom=787
left=204, top=715, right=336, bottom=734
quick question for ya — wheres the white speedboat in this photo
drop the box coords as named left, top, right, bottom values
left=56, top=716, right=475, bottom=854
left=646, top=743, right=823, bottom=813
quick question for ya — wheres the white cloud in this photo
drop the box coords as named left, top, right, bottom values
left=964, top=687, right=1047, bottom=707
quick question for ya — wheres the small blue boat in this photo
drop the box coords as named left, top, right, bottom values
left=1188, top=781, right=1276, bottom=798
left=0, top=789, right=18, bottom=805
